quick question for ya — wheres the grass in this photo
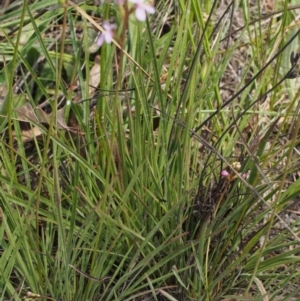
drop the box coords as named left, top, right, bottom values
left=0, top=0, right=300, bottom=300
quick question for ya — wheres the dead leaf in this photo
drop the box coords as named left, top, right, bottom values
left=15, top=102, right=73, bottom=130
left=0, top=84, right=8, bottom=109
left=15, top=102, right=48, bottom=123
left=57, top=107, right=70, bottom=130
left=88, top=59, right=101, bottom=99
left=13, top=101, right=84, bottom=142
left=12, top=126, right=43, bottom=143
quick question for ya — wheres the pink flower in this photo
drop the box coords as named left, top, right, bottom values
left=221, top=170, right=230, bottom=178
left=129, top=0, right=155, bottom=21
left=96, top=21, right=117, bottom=46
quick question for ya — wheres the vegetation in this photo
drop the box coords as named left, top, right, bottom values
left=0, top=0, right=300, bottom=300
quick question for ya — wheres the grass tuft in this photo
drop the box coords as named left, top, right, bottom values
left=0, top=0, right=300, bottom=300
